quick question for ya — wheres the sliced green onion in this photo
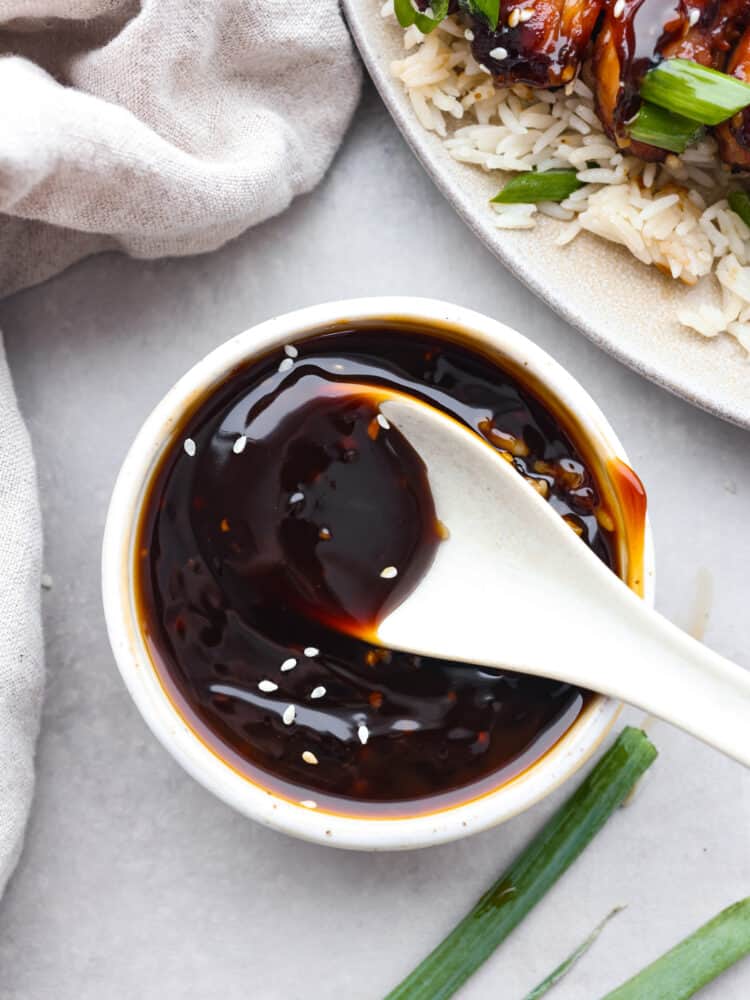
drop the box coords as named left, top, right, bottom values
left=641, top=58, right=750, bottom=126
left=628, top=102, right=704, bottom=154
left=394, top=0, right=449, bottom=33
left=459, top=0, right=500, bottom=30
left=522, top=906, right=625, bottom=1000
left=416, top=0, right=449, bottom=31
left=729, top=190, right=750, bottom=228
left=603, top=898, right=750, bottom=1000
left=393, top=0, right=416, bottom=28
left=384, top=727, right=658, bottom=1000
left=490, top=169, right=582, bottom=204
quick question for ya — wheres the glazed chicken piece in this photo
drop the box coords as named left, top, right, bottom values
left=661, top=0, right=750, bottom=62
left=593, top=0, right=750, bottom=159
left=467, top=0, right=604, bottom=88
left=593, top=0, right=706, bottom=160
left=715, top=26, right=750, bottom=167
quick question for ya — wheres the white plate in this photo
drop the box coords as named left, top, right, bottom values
left=342, top=0, right=750, bottom=428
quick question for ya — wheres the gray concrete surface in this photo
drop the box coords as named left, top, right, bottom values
left=0, top=81, right=748, bottom=1000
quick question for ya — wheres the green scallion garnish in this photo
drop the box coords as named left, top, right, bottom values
left=394, top=0, right=449, bottom=33
left=521, top=906, right=625, bottom=1000
left=729, top=190, right=750, bottom=228
left=490, top=169, right=583, bottom=204
left=384, top=727, right=658, bottom=1000
left=459, top=0, right=500, bottom=31
left=641, top=58, right=750, bottom=126
left=393, top=0, right=416, bottom=27
left=628, top=101, right=704, bottom=154
left=602, top=898, right=750, bottom=999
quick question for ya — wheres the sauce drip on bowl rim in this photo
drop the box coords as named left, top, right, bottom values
left=135, top=326, right=641, bottom=817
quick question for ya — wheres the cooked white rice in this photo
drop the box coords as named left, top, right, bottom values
left=382, top=4, right=750, bottom=353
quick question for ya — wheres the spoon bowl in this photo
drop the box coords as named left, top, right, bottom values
left=375, top=394, right=750, bottom=768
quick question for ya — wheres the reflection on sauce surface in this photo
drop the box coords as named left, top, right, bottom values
left=136, top=328, right=638, bottom=816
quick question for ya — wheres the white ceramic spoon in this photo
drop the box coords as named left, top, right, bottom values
left=376, top=395, right=750, bottom=767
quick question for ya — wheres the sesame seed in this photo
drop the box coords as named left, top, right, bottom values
left=280, top=658, right=297, bottom=672
left=377, top=413, right=390, bottom=430
left=284, top=344, right=299, bottom=358
left=479, top=63, right=491, bottom=74
left=258, top=679, right=278, bottom=693
left=232, top=434, right=247, bottom=454
left=489, top=46, right=508, bottom=60
left=300, top=799, right=317, bottom=809
left=519, top=7, right=533, bottom=20
left=183, top=438, right=196, bottom=457
left=304, top=647, right=320, bottom=657
left=282, top=704, right=296, bottom=725
left=688, top=7, right=699, bottom=25
left=423, top=5, right=434, bottom=16
left=358, top=725, right=369, bottom=745
left=278, top=357, right=294, bottom=373
left=380, top=565, right=398, bottom=579
left=464, top=28, right=474, bottom=40
left=613, top=0, right=625, bottom=16
left=302, top=750, right=319, bottom=765
left=311, top=686, right=326, bottom=699
left=508, top=8, right=520, bottom=27
left=289, top=491, right=305, bottom=505
left=393, top=719, right=419, bottom=732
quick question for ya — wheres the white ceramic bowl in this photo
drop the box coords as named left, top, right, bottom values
left=102, top=297, right=655, bottom=851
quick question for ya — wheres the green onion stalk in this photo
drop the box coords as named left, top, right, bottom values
left=729, top=190, right=750, bottom=228
left=602, top=898, right=750, bottom=1000
left=641, top=59, right=750, bottom=126
left=384, top=727, right=658, bottom=1000
left=491, top=169, right=583, bottom=204
left=628, top=102, right=704, bottom=154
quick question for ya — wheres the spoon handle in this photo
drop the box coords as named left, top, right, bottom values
left=382, top=561, right=750, bottom=765
left=374, top=394, right=750, bottom=765
left=589, top=592, right=750, bottom=767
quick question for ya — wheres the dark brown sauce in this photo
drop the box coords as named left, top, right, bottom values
left=180, top=378, right=443, bottom=638
left=136, top=327, right=631, bottom=817
left=607, top=456, right=647, bottom=581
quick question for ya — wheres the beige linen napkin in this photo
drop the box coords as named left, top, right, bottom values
left=0, top=341, right=43, bottom=898
left=0, top=0, right=361, bottom=895
left=0, top=0, right=361, bottom=297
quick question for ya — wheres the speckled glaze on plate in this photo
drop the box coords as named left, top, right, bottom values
left=342, top=0, right=750, bottom=429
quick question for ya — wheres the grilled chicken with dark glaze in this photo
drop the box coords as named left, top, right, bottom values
left=661, top=0, right=750, bottom=63
left=716, top=26, right=750, bottom=167
left=593, top=0, right=702, bottom=161
left=430, top=0, right=750, bottom=166
left=467, top=0, right=603, bottom=87
left=592, top=0, right=750, bottom=160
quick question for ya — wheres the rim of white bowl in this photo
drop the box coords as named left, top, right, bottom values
left=102, top=297, right=655, bottom=851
